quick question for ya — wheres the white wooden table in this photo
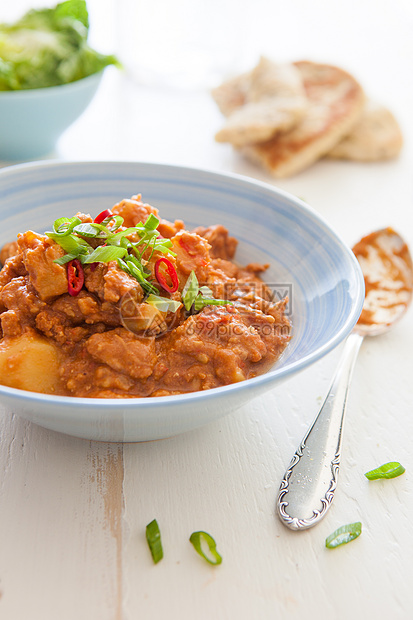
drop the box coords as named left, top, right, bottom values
left=0, top=1, right=412, bottom=618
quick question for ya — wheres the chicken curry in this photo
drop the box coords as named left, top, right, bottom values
left=0, top=195, right=291, bottom=397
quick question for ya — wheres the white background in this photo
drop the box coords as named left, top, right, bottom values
left=0, top=1, right=413, bottom=619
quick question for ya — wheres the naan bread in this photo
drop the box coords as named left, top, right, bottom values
left=211, top=70, right=251, bottom=117
left=214, top=98, right=306, bottom=147
left=247, top=57, right=305, bottom=102
left=327, top=101, right=403, bottom=161
left=213, top=58, right=307, bottom=147
left=240, top=61, right=365, bottom=178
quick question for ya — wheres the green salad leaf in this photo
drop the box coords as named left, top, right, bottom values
left=0, top=0, right=119, bottom=90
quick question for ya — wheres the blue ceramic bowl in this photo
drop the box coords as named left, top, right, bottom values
left=0, top=161, right=364, bottom=441
left=0, top=72, right=103, bottom=161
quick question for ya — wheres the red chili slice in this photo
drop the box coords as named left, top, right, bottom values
left=67, top=259, right=85, bottom=297
left=154, top=258, right=179, bottom=293
left=94, top=209, right=113, bottom=224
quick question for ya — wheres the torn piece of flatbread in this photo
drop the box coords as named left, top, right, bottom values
left=327, top=101, right=403, bottom=161
left=214, top=98, right=307, bottom=147
left=247, top=57, right=304, bottom=102
left=211, top=70, right=252, bottom=117
left=240, top=61, right=366, bottom=178
left=213, top=58, right=307, bottom=147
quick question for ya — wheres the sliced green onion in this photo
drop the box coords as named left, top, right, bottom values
left=108, top=227, right=142, bottom=242
left=182, top=271, right=233, bottom=312
left=81, top=245, right=128, bottom=264
left=54, top=251, right=84, bottom=265
left=130, top=235, right=158, bottom=261
left=102, top=215, right=124, bottom=230
left=126, top=254, right=146, bottom=270
left=119, top=256, right=158, bottom=294
left=49, top=216, right=82, bottom=237
left=325, top=522, right=362, bottom=549
left=141, top=236, right=157, bottom=258
left=194, top=297, right=232, bottom=311
left=73, top=223, right=110, bottom=238
left=133, top=228, right=157, bottom=243
left=48, top=232, right=90, bottom=255
left=48, top=208, right=175, bottom=294
left=144, top=214, right=160, bottom=230
left=199, top=285, right=213, bottom=297
left=117, top=257, right=131, bottom=273
left=189, top=531, right=222, bottom=565
left=146, top=294, right=182, bottom=313
left=53, top=217, right=72, bottom=232
left=125, top=262, right=149, bottom=287
left=155, top=238, right=173, bottom=248
left=119, top=237, right=132, bottom=250
left=364, top=462, right=405, bottom=480
left=182, top=271, right=199, bottom=311
left=153, top=241, right=176, bottom=256
left=146, top=519, right=163, bottom=564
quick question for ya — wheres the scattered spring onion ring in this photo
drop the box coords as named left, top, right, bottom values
left=81, top=245, right=127, bottom=264
left=117, top=256, right=158, bottom=295
left=144, top=213, right=160, bottom=230
left=193, top=296, right=232, bottom=311
left=146, top=294, right=182, bottom=313
left=155, top=257, right=179, bottom=293
left=49, top=212, right=174, bottom=297
left=182, top=270, right=232, bottom=312
left=146, top=519, right=163, bottom=564
left=364, top=462, right=405, bottom=480
left=325, top=522, right=362, bottom=549
left=182, top=270, right=200, bottom=310
left=94, top=209, right=113, bottom=224
left=67, top=259, right=84, bottom=297
left=189, top=531, right=222, bottom=565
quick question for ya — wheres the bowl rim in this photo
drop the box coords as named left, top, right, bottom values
left=0, top=69, right=104, bottom=99
left=0, top=159, right=365, bottom=409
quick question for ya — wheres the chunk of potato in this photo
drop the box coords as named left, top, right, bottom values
left=120, top=301, right=167, bottom=335
left=0, top=334, right=61, bottom=394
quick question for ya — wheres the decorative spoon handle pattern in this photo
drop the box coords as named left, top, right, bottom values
left=276, top=332, right=364, bottom=531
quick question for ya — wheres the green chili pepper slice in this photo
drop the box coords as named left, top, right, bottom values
left=364, top=461, right=405, bottom=480
left=189, top=531, right=222, bottom=565
left=146, top=519, right=163, bottom=564
left=325, top=522, right=362, bottom=549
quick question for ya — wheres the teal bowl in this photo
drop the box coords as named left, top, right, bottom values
left=0, top=71, right=103, bottom=161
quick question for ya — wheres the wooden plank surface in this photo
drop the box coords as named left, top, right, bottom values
left=0, top=1, right=412, bottom=618
left=0, top=413, right=124, bottom=620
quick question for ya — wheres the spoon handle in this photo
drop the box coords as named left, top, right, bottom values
left=276, top=332, right=364, bottom=530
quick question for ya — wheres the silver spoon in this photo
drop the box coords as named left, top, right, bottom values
left=276, top=227, right=413, bottom=531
